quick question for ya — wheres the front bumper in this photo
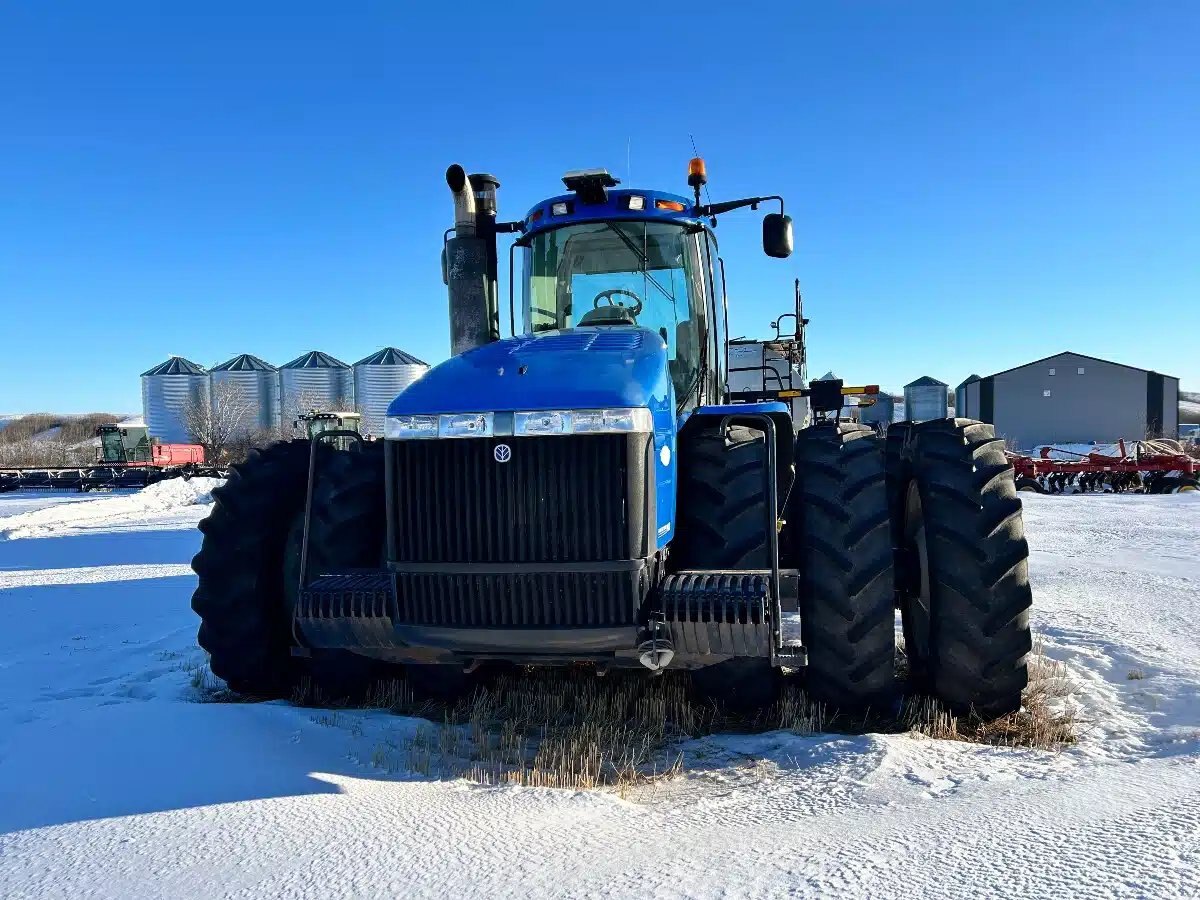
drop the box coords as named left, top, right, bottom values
left=293, top=566, right=801, bottom=668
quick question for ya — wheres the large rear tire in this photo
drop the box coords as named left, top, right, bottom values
left=889, top=419, right=1032, bottom=719
left=674, top=425, right=780, bottom=711
left=789, top=423, right=896, bottom=713
left=192, top=441, right=312, bottom=697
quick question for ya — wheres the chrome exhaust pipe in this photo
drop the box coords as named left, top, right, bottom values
left=446, top=164, right=476, bottom=237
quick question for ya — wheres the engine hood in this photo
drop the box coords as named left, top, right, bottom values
left=387, top=327, right=673, bottom=416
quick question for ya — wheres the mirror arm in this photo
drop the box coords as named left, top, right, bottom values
left=694, top=195, right=784, bottom=219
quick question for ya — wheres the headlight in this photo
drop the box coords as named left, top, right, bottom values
left=438, top=412, right=493, bottom=438
left=515, top=408, right=652, bottom=435
left=514, top=410, right=572, bottom=435
left=384, top=414, right=438, bottom=439
left=573, top=408, right=652, bottom=433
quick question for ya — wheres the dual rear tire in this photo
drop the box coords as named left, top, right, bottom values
left=887, top=420, right=1032, bottom=718
left=674, top=422, right=896, bottom=714
left=676, top=418, right=1031, bottom=719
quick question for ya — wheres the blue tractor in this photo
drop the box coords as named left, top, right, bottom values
left=192, top=161, right=1032, bottom=717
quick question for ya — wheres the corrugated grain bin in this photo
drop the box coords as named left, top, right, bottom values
left=279, top=351, right=354, bottom=433
left=209, top=354, right=279, bottom=437
left=904, top=376, right=949, bottom=423
left=141, top=356, right=210, bottom=443
left=352, top=348, right=428, bottom=437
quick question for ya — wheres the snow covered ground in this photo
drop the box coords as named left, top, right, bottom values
left=0, top=485, right=1197, bottom=898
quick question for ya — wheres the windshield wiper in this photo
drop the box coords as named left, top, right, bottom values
left=600, top=222, right=676, bottom=305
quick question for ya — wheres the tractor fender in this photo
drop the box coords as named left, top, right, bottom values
left=680, top=402, right=795, bottom=490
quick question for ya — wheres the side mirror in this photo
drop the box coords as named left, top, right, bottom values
left=763, top=213, right=794, bottom=259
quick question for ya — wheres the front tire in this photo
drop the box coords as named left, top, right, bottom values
left=297, top=445, right=387, bottom=702
left=192, top=441, right=311, bottom=697
left=674, top=425, right=780, bottom=711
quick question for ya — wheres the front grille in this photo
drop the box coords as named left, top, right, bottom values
left=391, top=434, right=636, bottom=564
left=395, top=569, right=646, bottom=628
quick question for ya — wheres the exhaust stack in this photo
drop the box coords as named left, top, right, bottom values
left=444, top=164, right=500, bottom=356
left=446, top=164, right=476, bottom=237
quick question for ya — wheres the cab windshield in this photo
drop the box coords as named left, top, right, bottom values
left=524, top=220, right=706, bottom=403
left=98, top=430, right=125, bottom=463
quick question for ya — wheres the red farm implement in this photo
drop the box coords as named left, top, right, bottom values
left=0, top=423, right=225, bottom=493
left=1008, top=440, right=1199, bottom=494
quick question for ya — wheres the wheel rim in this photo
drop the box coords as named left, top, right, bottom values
left=900, top=481, right=933, bottom=676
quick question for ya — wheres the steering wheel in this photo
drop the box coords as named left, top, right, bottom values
left=592, top=288, right=643, bottom=317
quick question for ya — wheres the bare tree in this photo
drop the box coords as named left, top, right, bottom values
left=183, top=382, right=260, bottom=463
left=222, top=425, right=284, bottom=465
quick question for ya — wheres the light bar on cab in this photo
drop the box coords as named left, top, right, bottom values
left=385, top=408, right=652, bottom=439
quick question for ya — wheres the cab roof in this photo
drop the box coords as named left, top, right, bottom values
left=522, top=188, right=701, bottom=240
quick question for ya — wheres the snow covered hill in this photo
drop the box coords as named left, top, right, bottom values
left=0, top=486, right=1197, bottom=899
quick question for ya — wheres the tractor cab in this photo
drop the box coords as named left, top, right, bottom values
left=95, top=424, right=151, bottom=464
left=296, top=410, right=362, bottom=451
left=516, top=166, right=793, bottom=413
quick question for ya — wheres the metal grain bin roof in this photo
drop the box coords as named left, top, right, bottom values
left=353, top=347, right=428, bottom=367
left=141, top=356, right=207, bottom=377
left=904, top=375, right=948, bottom=388
left=211, top=353, right=277, bottom=372
left=281, top=350, right=349, bottom=370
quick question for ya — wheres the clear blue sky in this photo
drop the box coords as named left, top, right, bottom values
left=2, top=2, right=1196, bottom=414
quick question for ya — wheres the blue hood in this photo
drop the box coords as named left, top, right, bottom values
left=387, top=327, right=673, bottom=415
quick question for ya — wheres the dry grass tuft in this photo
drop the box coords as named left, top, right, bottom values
left=185, top=656, right=220, bottom=697
left=763, top=687, right=826, bottom=735
left=312, top=644, right=1077, bottom=790
left=206, top=636, right=1079, bottom=789
left=358, top=668, right=705, bottom=793
left=900, top=642, right=1077, bottom=749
